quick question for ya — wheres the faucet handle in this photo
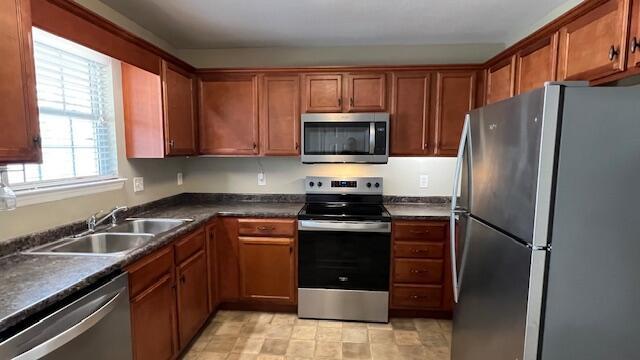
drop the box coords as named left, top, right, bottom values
left=87, top=210, right=103, bottom=230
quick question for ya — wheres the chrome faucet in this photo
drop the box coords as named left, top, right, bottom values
left=86, top=206, right=129, bottom=232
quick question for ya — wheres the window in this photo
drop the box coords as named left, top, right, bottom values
left=6, top=28, right=118, bottom=189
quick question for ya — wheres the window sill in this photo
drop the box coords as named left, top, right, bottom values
left=14, top=178, right=127, bottom=207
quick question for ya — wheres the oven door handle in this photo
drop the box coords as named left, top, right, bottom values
left=298, top=220, right=391, bottom=233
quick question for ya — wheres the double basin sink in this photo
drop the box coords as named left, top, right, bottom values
left=29, top=218, right=192, bottom=256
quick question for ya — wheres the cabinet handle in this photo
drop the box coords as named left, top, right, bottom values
left=338, top=98, right=342, bottom=106
left=295, top=142, right=299, bottom=150
left=410, top=295, right=429, bottom=300
left=632, top=37, right=640, bottom=54
left=608, top=45, right=620, bottom=61
left=32, top=135, right=41, bottom=147
left=410, top=269, right=429, bottom=274
left=169, top=140, right=175, bottom=148
left=350, top=97, right=354, bottom=106
left=257, top=225, right=275, bottom=231
left=253, top=142, right=257, bottom=150
left=410, top=230, right=429, bottom=234
left=411, top=249, right=429, bottom=254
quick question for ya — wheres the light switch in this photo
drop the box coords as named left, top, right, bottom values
left=419, top=175, right=429, bottom=188
left=133, top=177, right=144, bottom=192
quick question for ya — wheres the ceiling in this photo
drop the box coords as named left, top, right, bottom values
left=99, top=0, right=569, bottom=49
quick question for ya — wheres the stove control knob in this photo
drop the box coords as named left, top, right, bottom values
left=375, top=182, right=380, bottom=188
left=309, top=181, right=315, bottom=187
left=317, top=181, right=323, bottom=187
left=366, top=182, right=372, bottom=188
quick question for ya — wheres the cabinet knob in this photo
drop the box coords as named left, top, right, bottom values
left=608, top=45, right=620, bottom=61
left=295, top=142, right=299, bottom=150
left=632, top=37, right=640, bottom=54
left=32, top=135, right=41, bottom=147
left=338, top=98, right=342, bottom=106
left=169, top=140, right=175, bottom=148
left=350, top=97, right=354, bottom=106
left=410, top=295, right=428, bottom=300
left=253, top=142, right=257, bottom=149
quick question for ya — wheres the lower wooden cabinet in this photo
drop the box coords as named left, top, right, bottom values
left=175, top=230, right=209, bottom=346
left=238, top=236, right=296, bottom=303
left=390, top=220, right=453, bottom=313
left=127, top=246, right=178, bottom=360
left=206, top=222, right=219, bottom=312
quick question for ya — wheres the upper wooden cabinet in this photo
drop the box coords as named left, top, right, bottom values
left=390, top=72, right=432, bottom=156
left=433, top=71, right=476, bottom=156
left=303, top=73, right=386, bottom=113
left=0, top=0, right=41, bottom=164
left=162, top=61, right=197, bottom=156
left=485, top=56, right=516, bottom=105
left=122, top=61, right=197, bottom=158
left=558, top=0, right=631, bottom=81
left=344, top=73, right=386, bottom=112
left=515, top=34, right=559, bottom=95
left=303, top=74, right=342, bottom=112
left=628, top=0, right=640, bottom=68
left=260, top=75, right=301, bottom=155
left=199, top=74, right=259, bottom=155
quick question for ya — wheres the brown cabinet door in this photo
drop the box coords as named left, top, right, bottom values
left=345, top=73, right=386, bottom=112
left=260, top=75, right=301, bottom=155
left=176, top=249, right=209, bottom=347
left=486, top=56, right=516, bottom=104
left=628, top=0, right=640, bottom=68
left=216, top=218, right=240, bottom=301
left=433, top=71, right=475, bottom=156
left=206, top=222, right=219, bottom=313
left=238, top=236, right=295, bottom=303
left=162, top=61, right=197, bottom=156
left=390, top=72, right=432, bottom=155
left=0, top=0, right=40, bottom=163
left=199, top=74, right=259, bottom=155
left=515, top=34, right=559, bottom=95
left=303, top=74, right=343, bottom=112
left=558, top=0, right=631, bottom=81
left=130, top=273, right=178, bottom=360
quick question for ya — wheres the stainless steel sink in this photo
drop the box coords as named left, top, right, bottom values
left=31, top=233, right=154, bottom=255
left=107, top=218, right=188, bottom=235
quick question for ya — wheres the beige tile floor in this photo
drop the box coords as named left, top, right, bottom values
left=181, top=311, right=451, bottom=360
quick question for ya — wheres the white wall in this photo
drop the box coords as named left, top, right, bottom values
left=186, top=157, right=456, bottom=197
left=505, top=0, right=583, bottom=46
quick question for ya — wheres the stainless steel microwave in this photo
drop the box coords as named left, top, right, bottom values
left=301, top=113, right=389, bottom=164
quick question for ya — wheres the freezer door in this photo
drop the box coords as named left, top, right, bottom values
left=468, top=86, right=558, bottom=244
left=452, top=217, right=544, bottom=360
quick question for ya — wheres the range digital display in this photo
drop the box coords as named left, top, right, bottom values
left=331, top=180, right=357, bottom=188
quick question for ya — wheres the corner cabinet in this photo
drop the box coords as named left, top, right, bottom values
left=0, top=0, right=41, bottom=164
left=557, top=0, right=631, bottom=81
left=122, top=60, right=197, bottom=158
left=198, top=74, right=259, bottom=155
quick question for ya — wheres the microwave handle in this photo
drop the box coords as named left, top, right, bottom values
left=369, top=122, right=375, bottom=154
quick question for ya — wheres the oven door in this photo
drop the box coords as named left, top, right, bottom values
left=298, top=220, right=391, bottom=291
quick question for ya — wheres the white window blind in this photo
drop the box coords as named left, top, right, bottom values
left=7, top=28, right=117, bottom=188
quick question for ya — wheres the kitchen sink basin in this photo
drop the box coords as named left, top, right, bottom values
left=107, top=218, right=189, bottom=235
left=30, top=233, right=154, bottom=255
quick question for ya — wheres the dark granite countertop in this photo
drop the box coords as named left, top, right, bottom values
left=0, top=199, right=303, bottom=335
left=0, top=194, right=448, bottom=334
left=384, top=203, right=451, bottom=220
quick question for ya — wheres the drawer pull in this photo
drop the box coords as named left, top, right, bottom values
left=410, top=230, right=430, bottom=234
left=257, top=226, right=276, bottom=231
left=609, top=45, right=620, bottom=61
left=411, top=249, right=429, bottom=254
left=410, top=295, right=429, bottom=300
left=410, top=269, right=429, bottom=274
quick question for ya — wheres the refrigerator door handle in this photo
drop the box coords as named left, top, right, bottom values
left=450, top=114, right=470, bottom=304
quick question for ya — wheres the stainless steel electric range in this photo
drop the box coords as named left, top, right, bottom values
left=297, top=176, right=391, bottom=323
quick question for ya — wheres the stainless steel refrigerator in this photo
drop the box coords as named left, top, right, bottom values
left=449, top=82, right=640, bottom=360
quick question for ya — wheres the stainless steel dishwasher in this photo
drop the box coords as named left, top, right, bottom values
left=0, top=272, right=132, bottom=360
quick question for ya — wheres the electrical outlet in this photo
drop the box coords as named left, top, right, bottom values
left=177, top=172, right=183, bottom=186
left=133, top=177, right=144, bottom=192
left=419, top=175, right=429, bottom=188
left=257, top=172, right=266, bottom=186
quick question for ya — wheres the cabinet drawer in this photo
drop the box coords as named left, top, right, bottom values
left=392, top=285, right=443, bottom=309
left=127, top=245, right=174, bottom=299
left=394, top=221, right=447, bottom=242
left=394, top=242, right=444, bottom=259
left=238, top=218, right=296, bottom=237
left=175, top=229, right=205, bottom=264
left=393, top=259, right=443, bottom=284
